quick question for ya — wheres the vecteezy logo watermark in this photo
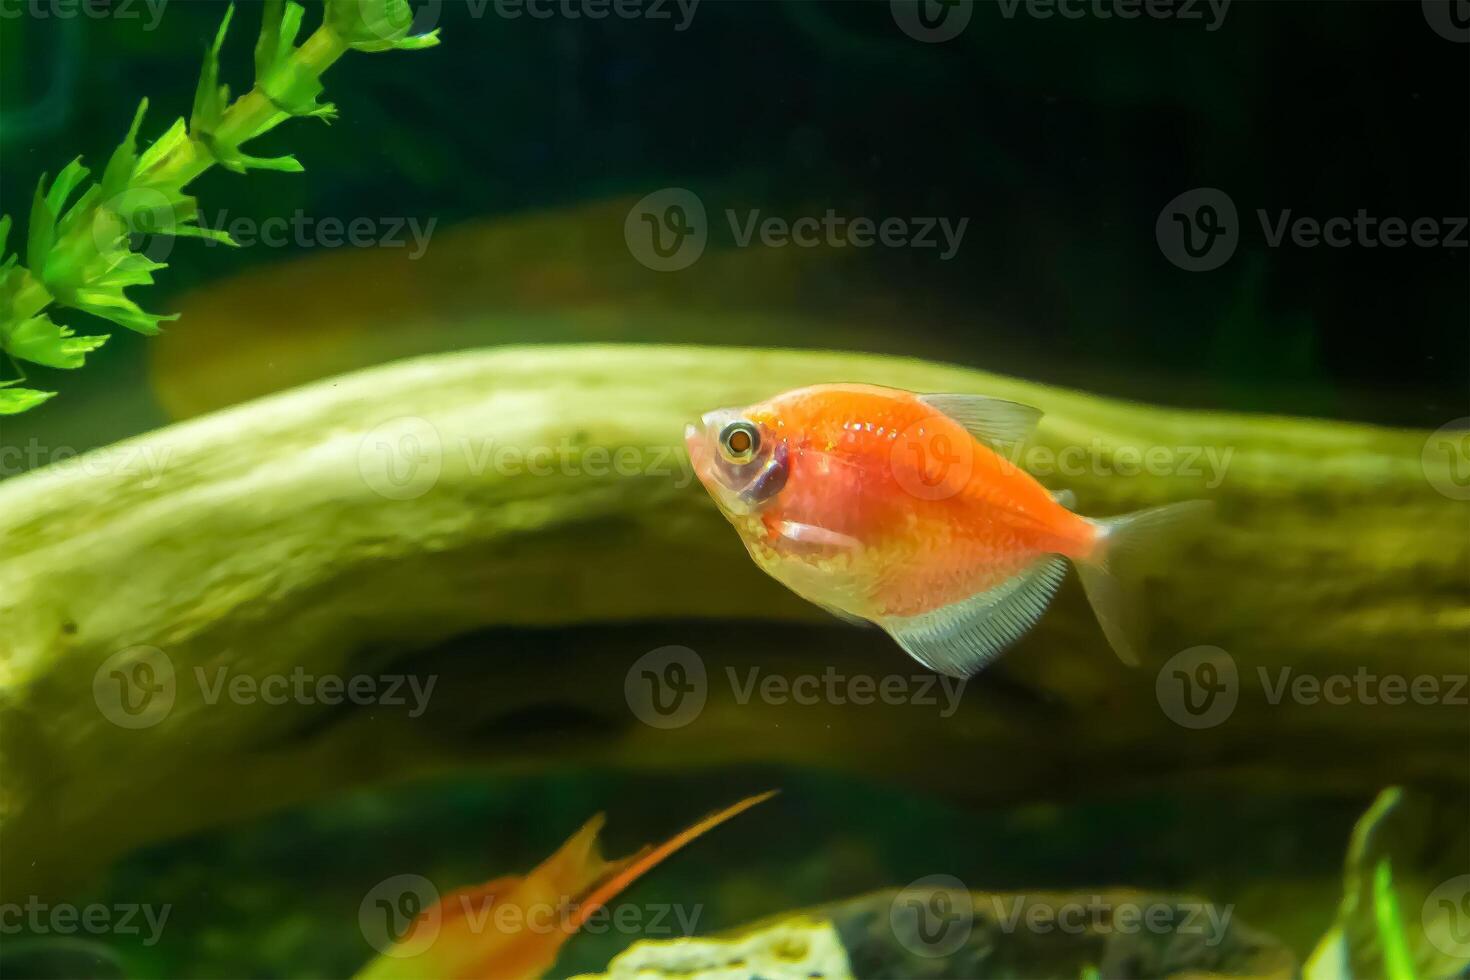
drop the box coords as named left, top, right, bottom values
left=358, top=416, right=445, bottom=501
left=625, top=188, right=969, bottom=271
left=1157, top=646, right=1469, bottom=729
left=359, top=873, right=702, bottom=958
left=94, top=646, right=177, bottom=730
left=891, top=416, right=976, bottom=502
left=0, top=898, right=171, bottom=947
left=0, top=0, right=167, bottom=29
left=890, top=0, right=973, bottom=43
left=1156, top=188, right=1239, bottom=272
left=1423, top=875, right=1470, bottom=958
left=357, top=417, right=695, bottom=501
left=625, top=645, right=708, bottom=729
left=1155, top=645, right=1239, bottom=729
left=360, top=874, right=442, bottom=957
left=1422, top=0, right=1470, bottom=42
left=1159, top=188, right=1468, bottom=271
left=94, top=647, right=438, bottom=728
left=624, top=188, right=708, bottom=272
left=624, top=647, right=966, bottom=729
left=1422, top=418, right=1470, bottom=500
left=890, top=875, right=974, bottom=958
left=997, top=0, right=1230, bottom=31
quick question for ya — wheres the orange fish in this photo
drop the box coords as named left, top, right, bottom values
left=685, top=384, right=1207, bottom=677
left=356, top=791, right=775, bottom=980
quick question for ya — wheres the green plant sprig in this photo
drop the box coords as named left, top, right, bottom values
left=0, top=0, right=439, bottom=415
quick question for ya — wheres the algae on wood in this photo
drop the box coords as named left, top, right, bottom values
left=0, top=344, right=1465, bottom=901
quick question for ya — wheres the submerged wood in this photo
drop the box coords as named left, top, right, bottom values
left=0, top=344, right=1464, bottom=901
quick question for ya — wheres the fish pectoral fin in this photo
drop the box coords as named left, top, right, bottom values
left=918, top=393, right=1043, bottom=449
left=880, top=555, right=1068, bottom=678
left=777, top=521, right=862, bottom=554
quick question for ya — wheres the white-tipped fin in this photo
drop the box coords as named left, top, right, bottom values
left=918, top=394, right=1043, bottom=450
left=1075, top=500, right=1213, bottom=667
left=880, top=555, right=1067, bottom=678
left=1051, top=488, right=1077, bottom=509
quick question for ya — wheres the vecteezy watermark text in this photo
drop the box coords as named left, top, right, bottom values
left=488, top=0, right=698, bottom=29
left=0, top=439, right=172, bottom=486
left=357, top=417, right=694, bottom=501
left=624, top=645, right=966, bottom=729
left=889, top=875, right=1235, bottom=959
left=93, top=646, right=437, bottom=729
left=890, top=0, right=1228, bottom=43
left=1158, top=188, right=1468, bottom=271
left=379, top=0, right=700, bottom=37
left=360, top=873, right=701, bottom=957
left=1156, top=646, right=1468, bottom=729
left=624, top=188, right=969, bottom=272
left=198, top=210, right=437, bottom=259
left=0, top=898, right=170, bottom=947
left=996, top=0, right=1229, bottom=31
left=0, top=0, right=167, bottom=29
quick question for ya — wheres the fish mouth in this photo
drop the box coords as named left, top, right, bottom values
left=683, top=422, right=709, bottom=479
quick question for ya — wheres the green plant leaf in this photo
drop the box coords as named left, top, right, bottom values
left=253, top=0, right=287, bottom=81
left=0, top=381, right=57, bottom=414
left=68, top=288, right=177, bottom=336
left=101, top=100, right=150, bottom=201
left=324, top=0, right=440, bottom=52
left=134, top=118, right=190, bottom=176
left=1374, top=860, right=1418, bottom=980
left=6, top=314, right=110, bottom=370
left=192, top=5, right=236, bottom=135
left=27, top=175, right=57, bottom=272
left=44, top=158, right=91, bottom=217
left=0, top=0, right=443, bottom=410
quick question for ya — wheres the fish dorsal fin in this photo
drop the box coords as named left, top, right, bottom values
left=880, top=555, right=1068, bottom=678
left=566, top=791, right=777, bottom=932
left=918, top=393, right=1043, bottom=449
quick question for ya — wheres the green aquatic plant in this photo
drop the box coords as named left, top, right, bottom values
left=1374, top=859, right=1417, bottom=980
left=0, top=0, right=438, bottom=414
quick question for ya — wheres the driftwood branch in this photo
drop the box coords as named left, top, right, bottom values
left=1, top=344, right=1464, bottom=901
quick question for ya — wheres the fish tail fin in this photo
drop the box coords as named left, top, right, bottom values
left=1075, top=500, right=1213, bottom=666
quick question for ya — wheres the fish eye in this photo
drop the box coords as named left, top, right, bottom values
left=719, top=421, right=760, bottom=464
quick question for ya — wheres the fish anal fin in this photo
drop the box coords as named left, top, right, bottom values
left=918, top=393, right=1043, bottom=449
left=881, top=555, right=1068, bottom=678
